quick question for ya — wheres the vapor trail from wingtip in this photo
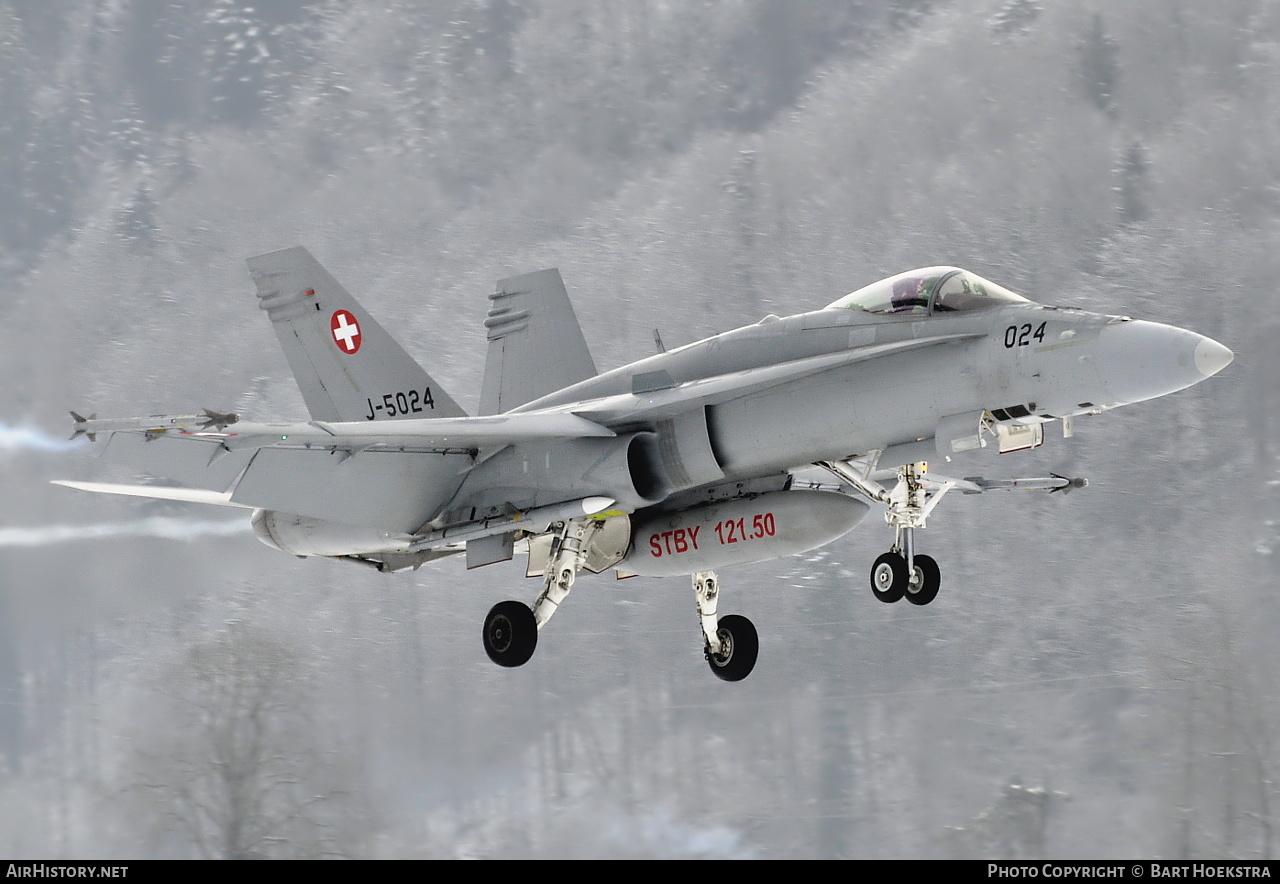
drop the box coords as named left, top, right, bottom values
left=0, top=517, right=250, bottom=548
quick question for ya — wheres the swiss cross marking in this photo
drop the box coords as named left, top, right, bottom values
left=331, top=310, right=362, bottom=354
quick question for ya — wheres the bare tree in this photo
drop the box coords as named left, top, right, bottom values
left=130, top=623, right=368, bottom=859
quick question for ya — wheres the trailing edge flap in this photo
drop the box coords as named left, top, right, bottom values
left=97, top=431, right=256, bottom=491
left=479, top=268, right=597, bottom=415
left=230, top=448, right=469, bottom=532
left=247, top=246, right=467, bottom=423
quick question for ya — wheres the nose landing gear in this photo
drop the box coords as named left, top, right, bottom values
left=823, top=455, right=1089, bottom=609
left=872, top=462, right=951, bottom=606
left=822, top=459, right=953, bottom=608
left=871, top=551, right=908, bottom=603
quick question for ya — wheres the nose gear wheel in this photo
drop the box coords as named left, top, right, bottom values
left=871, top=552, right=908, bottom=603
left=904, top=553, right=940, bottom=606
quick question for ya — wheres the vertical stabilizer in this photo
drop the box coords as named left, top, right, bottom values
left=479, top=268, right=597, bottom=414
left=247, top=247, right=466, bottom=422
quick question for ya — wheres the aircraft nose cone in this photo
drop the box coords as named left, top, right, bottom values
left=1193, top=337, right=1234, bottom=378
left=1095, top=320, right=1230, bottom=406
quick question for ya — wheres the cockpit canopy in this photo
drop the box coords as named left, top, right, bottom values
left=827, top=267, right=1031, bottom=315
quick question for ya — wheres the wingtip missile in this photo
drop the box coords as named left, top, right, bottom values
left=69, top=411, right=98, bottom=442
left=67, top=410, right=239, bottom=440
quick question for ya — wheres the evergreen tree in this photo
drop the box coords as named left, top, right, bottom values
left=1079, top=13, right=1120, bottom=117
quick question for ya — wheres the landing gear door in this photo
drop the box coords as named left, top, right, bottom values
left=996, top=422, right=1044, bottom=454
left=525, top=533, right=553, bottom=578
left=524, top=514, right=632, bottom=577
left=583, top=515, right=631, bottom=574
left=936, top=410, right=987, bottom=455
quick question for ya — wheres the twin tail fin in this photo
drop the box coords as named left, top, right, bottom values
left=247, top=247, right=466, bottom=423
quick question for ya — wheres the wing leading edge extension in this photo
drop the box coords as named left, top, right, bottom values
left=552, top=332, right=986, bottom=424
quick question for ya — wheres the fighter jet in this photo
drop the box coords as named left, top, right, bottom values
left=55, top=248, right=1233, bottom=680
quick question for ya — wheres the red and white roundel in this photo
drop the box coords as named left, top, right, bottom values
left=330, top=309, right=362, bottom=354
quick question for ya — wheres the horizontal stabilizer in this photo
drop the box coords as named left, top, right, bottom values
left=51, top=480, right=252, bottom=508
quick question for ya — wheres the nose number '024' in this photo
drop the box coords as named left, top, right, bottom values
left=1004, top=322, right=1047, bottom=348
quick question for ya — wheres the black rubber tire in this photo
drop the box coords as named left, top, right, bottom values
left=483, top=600, right=538, bottom=668
left=870, top=552, right=908, bottom=603
left=706, top=614, right=759, bottom=682
left=904, top=553, right=941, bottom=606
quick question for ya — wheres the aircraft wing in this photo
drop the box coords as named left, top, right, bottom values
left=208, top=412, right=616, bottom=452
left=78, top=411, right=614, bottom=454
left=68, top=411, right=618, bottom=533
left=564, top=332, right=983, bottom=423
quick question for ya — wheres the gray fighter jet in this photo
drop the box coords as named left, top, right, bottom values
left=56, top=248, right=1233, bottom=680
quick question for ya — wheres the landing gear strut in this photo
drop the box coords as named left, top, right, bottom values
left=822, top=458, right=951, bottom=607
left=871, top=462, right=948, bottom=606
left=694, top=570, right=758, bottom=681
left=481, top=518, right=602, bottom=668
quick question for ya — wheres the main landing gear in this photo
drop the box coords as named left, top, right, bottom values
left=694, top=570, right=758, bottom=681
left=481, top=519, right=760, bottom=681
left=482, top=517, right=601, bottom=668
left=483, top=599, right=538, bottom=667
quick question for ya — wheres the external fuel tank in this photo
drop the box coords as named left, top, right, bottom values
left=620, top=489, right=869, bottom=577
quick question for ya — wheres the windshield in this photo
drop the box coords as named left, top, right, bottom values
left=827, top=267, right=952, bottom=315
left=828, top=267, right=1031, bottom=315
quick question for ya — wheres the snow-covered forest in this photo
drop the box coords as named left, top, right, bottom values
left=0, top=0, right=1275, bottom=858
